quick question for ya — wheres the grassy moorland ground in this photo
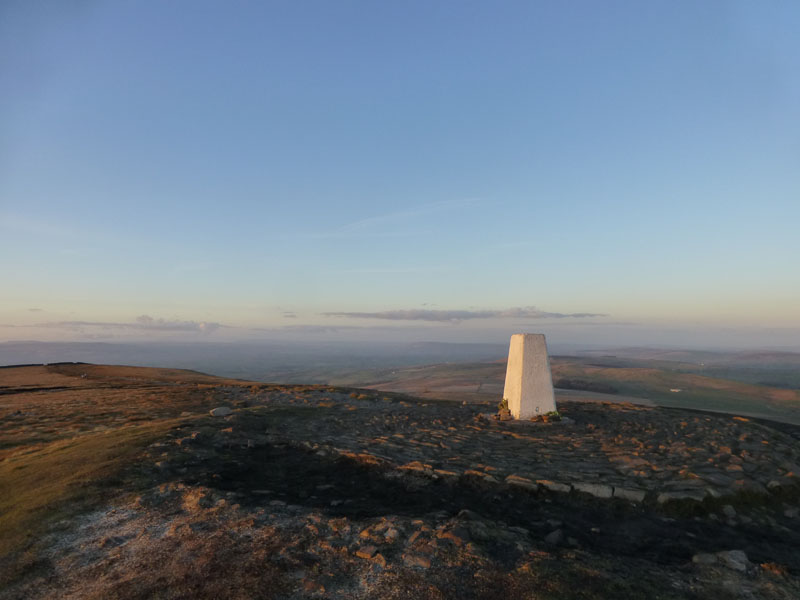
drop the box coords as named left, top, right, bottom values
left=2, top=363, right=800, bottom=599
left=0, top=423, right=169, bottom=581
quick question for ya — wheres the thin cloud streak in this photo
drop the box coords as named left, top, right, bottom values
left=339, top=198, right=479, bottom=233
left=0, top=213, right=79, bottom=239
left=322, top=306, right=608, bottom=323
left=249, top=324, right=406, bottom=334
left=34, top=315, right=226, bottom=334
left=273, top=199, right=479, bottom=241
left=332, top=266, right=446, bottom=275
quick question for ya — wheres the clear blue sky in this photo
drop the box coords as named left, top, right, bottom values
left=1, top=1, right=798, bottom=348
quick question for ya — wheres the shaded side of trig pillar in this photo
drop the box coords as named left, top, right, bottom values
left=503, top=333, right=556, bottom=419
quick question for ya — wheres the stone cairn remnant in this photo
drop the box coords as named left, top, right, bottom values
left=502, top=333, right=557, bottom=420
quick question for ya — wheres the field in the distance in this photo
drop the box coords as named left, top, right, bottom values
left=318, top=352, right=800, bottom=425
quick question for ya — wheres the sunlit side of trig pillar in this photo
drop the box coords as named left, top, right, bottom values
left=502, top=333, right=556, bottom=419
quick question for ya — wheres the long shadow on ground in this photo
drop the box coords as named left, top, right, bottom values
left=178, top=440, right=800, bottom=573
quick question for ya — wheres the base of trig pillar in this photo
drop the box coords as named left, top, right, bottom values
left=502, top=333, right=556, bottom=419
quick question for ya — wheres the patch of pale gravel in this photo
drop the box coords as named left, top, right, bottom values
left=17, top=502, right=163, bottom=599
left=10, top=483, right=370, bottom=600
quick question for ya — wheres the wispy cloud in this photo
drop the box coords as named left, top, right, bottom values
left=34, top=315, right=226, bottom=334
left=281, top=325, right=364, bottom=334
left=282, top=199, right=480, bottom=241
left=0, top=214, right=78, bottom=238
left=322, top=306, right=608, bottom=323
left=133, top=315, right=224, bottom=333
left=250, top=324, right=374, bottom=334
left=332, top=266, right=445, bottom=275
left=339, top=198, right=479, bottom=233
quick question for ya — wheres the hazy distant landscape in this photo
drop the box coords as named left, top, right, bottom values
left=3, top=340, right=798, bottom=425
left=0, top=340, right=506, bottom=381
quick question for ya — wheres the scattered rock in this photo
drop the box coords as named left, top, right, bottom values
left=504, top=474, right=538, bottom=491
left=546, top=519, right=562, bottom=529
left=717, top=550, right=750, bottom=573
left=537, top=480, right=571, bottom=493
left=437, top=525, right=470, bottom=546
left=209, top=406, right=233, bottom=417
left=371, top=552, right=387, bottom=567
left=692, top=553, right=717, bottom=565
left=403, top=553, right=432, bottom=569
left=545, top=529, right=564, bottom=545
left=355, top=545, right=377, bottom=559
left=573, top=482, right=613, bottom=499
left=657, top=490, right=706, bottom=504
left=613, top=487, right=646, bottom=503
left=464, top=470, right=499, bottom=484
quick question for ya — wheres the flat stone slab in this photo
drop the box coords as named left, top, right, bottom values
left=505, top=474, right=538, bottom=491
left=657, top=490, right=708, bottom=504
left=209, top=406, right=233, bottom=417
left=573, top=482, right=614, bottom=498
left=537, top=480, right=572, bottom=493
left=613, top=487, right=647, bottom=503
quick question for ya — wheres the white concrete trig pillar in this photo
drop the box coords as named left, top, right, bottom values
left=502, top=333, right=556, bottom=419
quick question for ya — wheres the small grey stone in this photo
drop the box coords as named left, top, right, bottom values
left=721, top=504, right=736, bottom=518
left=546, top=519, right=562, bottom=528
left=717, top=550, right=750, bottom=573
left=545, top=529, right=564, bottom=545
left=573, top=482, right=613, bottom=498
left=657, top=490, right=706, bottom=504
left=692, top=553, right=717, bottom=565
left=457, top=509, right=482, bottom=521
left=537, top=480, right=571, bottom=493
left=614, top=487, right=646, bottom=503
left=355, top=545, right=377, bottom=559
left=209, top=406, right=233, bottom=417
left=403, top=553, right=431, bottom=569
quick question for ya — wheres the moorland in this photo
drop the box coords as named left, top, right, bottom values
left=2, top=359, right=800, bottom=599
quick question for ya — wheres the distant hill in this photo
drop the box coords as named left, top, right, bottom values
left=323, top=355, right=800, bottom=425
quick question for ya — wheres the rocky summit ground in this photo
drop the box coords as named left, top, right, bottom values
left=2, top=364, right=800, bottom=599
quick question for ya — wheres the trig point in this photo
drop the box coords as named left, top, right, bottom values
left=503, top=333, right=556, bottom=419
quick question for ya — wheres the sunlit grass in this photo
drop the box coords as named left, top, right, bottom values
left=0, top=423, right=171, bottom=585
